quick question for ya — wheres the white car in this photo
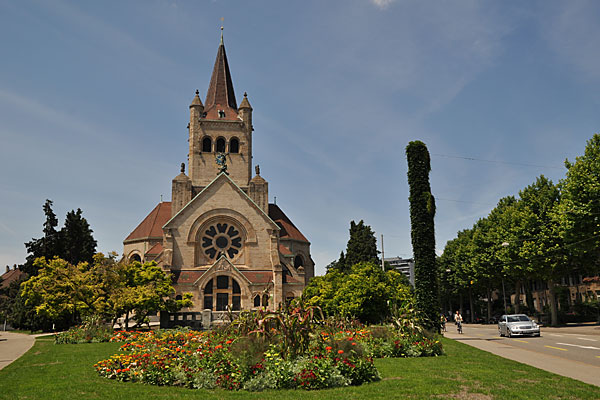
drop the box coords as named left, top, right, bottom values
left=498, top=314, right=541, bottom=337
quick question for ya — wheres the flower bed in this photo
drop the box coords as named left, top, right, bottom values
left=95, top=322, right=442, bottom=391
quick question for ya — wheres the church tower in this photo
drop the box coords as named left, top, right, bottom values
left=187, top=31, right=253, bottom=196
left=124, top=31, right=314, bottom=320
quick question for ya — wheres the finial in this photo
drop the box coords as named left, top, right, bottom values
left=180, top=163, right=185, bottom=173
left=255, top=165, right=260, bottom=175
left=220, top=18, right=224, bottom=44
left=195, top=89, right=199, bottom=96
left=244, top=92, right=248, bottom=97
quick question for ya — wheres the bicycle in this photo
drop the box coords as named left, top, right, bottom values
left=457, top=320, right=463, bottom=334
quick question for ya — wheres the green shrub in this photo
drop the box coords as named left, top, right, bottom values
left=55, top=315, right=112, bottom=344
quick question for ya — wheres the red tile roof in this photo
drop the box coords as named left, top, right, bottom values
left=279, top=243, right=292, bottom=256
left=0, top=268, right=26, bottom=289
left=241, top=271, right=273, bottom=284
left=145, top=242, right=163, bottom=256
left=269, top=204, right=309, bottom=243
left=171, top=270, right=205, bottom=284
left=125, top=202, right=172, bottom=242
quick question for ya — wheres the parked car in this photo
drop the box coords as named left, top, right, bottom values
left=498, top=314, right=541, bottom=337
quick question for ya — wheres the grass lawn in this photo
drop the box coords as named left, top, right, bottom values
left=1, top=337, right=599, bottom=399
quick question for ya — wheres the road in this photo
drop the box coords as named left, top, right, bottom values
left=444, top=323, right=600, bottom=386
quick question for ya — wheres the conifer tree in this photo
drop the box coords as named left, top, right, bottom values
left=23, top=199, right=60, bottom=275
left=60, top=208, right=97, bottom=265
left=345, top=220, right=380, bottom=269
left=406, top=141, right=439, bottom=330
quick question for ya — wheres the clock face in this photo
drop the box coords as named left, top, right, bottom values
left=201, top=222, right=242, bottom=260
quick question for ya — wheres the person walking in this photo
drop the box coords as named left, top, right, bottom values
left=440, top=314, right=447, bottom=332
left=454, top=310, right=463, bottom=334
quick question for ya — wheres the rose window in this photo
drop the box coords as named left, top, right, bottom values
left=201, top=222, right=242, bottom=260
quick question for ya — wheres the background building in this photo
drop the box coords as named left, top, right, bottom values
left=385, top=257, right=414, bottom=286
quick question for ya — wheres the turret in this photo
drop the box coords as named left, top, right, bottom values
left=238, top=92, right=253, bottom=133
left=249, top=165, right=268, bottom=211
left=172, top=163, right=192, bottom=216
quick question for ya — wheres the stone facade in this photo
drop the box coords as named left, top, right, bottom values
left=123, top=36, right=314, bottom=313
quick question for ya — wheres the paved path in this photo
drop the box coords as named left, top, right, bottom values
left=0, top=332, right=35, bottom=370
left=444, top=323, right=600, bottom=387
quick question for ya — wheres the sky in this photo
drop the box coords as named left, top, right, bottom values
left=1, top=0, right=600, bottom=276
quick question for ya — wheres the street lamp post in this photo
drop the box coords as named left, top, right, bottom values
left=501, top=242, right=509, bottom=315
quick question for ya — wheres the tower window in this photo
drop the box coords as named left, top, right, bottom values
left=216, top=137, right=226, bottom=153
left=218, top=110, right=225, bottom=118
left=294, top=255, right=304, bottom=268
left=202, top=137, right=212, bottom=152
left=229, top=138, right=239, bottom=153
left=130, top=254, right=142, bottom=263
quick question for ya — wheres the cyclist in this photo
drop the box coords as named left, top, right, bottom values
left=454, top=310, right=463, bottom=334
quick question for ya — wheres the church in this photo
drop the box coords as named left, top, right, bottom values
left=123, top=33, right=314, bottom=315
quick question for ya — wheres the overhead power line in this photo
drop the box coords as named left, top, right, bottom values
left=431, top=153, right=564, bottom=170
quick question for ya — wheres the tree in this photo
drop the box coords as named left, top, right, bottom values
left=344, top=220, right=379, bottom=269
left=103, top=259, right=192, bottom=329
left=557, top=133, right=600, bottom=274
left=19, top=255, right=192, bottom=330
left=517, top=176, right=565, bottom=326
left=329, top=220, right=379, bottom=273
left=23, top=200, right=60, bottom=275
left=20, top=258, right=102, bottom=329
left=303, top=262, right=412, bottom=324
left=60, top=208, right=97, bottom=265
left=406, top=141, right=438, bottom=330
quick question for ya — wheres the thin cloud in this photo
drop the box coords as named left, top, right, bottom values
left=371, top=0, right=395, bottom=9
left=538, top=1, right=600, bottom=81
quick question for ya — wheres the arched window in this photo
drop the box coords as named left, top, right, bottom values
left=202, top=275, right=241, bottom=311
left=229, top=138, right=239, bottom=153
left=253, top=295, right=261, bottom=307
left=202, top=137, right=212, bottom=152
left=262, top=294, right=269, bottom=307
left=130, top=254, right=142, bottom=263
left=294, top=255, right=304, bottom=269
left=216, top=137, right=226, bottom=153
left=282, top=264, right=292, bottom=284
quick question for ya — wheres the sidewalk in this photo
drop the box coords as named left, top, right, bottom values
left=0, top=331, right=35, bottom=370
left=444, top=325, right=600, bottom=387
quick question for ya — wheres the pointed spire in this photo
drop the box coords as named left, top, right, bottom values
left=190, top=89, right=203, bottom=108
left=239, top=91, right=252, bottom=110
left=205, top=28, right=237, bottom=112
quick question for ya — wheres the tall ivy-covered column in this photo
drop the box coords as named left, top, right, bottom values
left=406, top=141, right=439, bottom=331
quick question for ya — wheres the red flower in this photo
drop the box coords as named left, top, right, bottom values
left=326, top=346, right=333, bottom=352
left=338, top=350, right=344, bottom=354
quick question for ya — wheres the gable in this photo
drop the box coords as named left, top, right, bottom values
left=164, top=172, right=278, bottom=232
